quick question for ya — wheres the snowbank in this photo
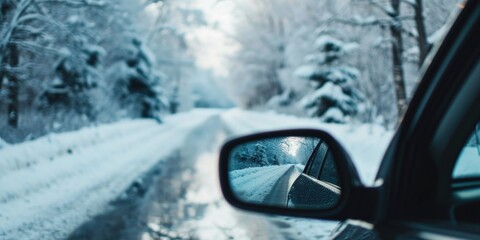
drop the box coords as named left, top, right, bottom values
left=0, top=137, right=8, bottom=149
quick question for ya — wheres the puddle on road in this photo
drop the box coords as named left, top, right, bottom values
left=134, top=152, right=208, bottom=240
left=136, top=149, right=282, bottom=240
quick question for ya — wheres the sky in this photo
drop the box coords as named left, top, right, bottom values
left=144, top=0, right=238, bottom=77
left=284, top=137, right=302, bottom=157
left=188, top=0, right=239, bottom=77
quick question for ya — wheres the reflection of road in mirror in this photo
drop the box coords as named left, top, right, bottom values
left=229, top=164, right=304, bottom=207
left=263, top=165, right=304, bottom=206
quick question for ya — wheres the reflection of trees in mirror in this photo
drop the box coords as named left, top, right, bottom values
left=229, top=137, right=320, bottom=171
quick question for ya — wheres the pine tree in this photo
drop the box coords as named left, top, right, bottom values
left=295, top=35, right=364, bottom=123
left=252, top=142, right=269, bottom=166
left=107, top=37, right=169, bottom=122
left=40, top=41, right=105, bottom=121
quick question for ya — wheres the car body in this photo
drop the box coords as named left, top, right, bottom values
left=219, top=0, right=480, bottom=239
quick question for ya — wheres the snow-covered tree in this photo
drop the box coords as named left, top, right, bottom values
left=223, top=0, right=457, bottom=126
left=295, top=35, right=364, bottom=123
left=252, top=142, right=269, bottom=166
left=108, top=37, right=169, bottom=122
left=144, top=0, right=207, bottom=113
left=231, top=137, right=306, bottom=170
left=225, top=0, right=289, bottom=108
left=0, top=0, right=106, bottom=128
left=326, top=0, right=459, bottom=124
left=40, top=42, right=105, bottom=120
left=232, top=141, right=267, bottom=170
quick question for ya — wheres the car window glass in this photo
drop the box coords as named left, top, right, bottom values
left=319, top=151, right=340, bottom=185
left=306, top=142, right=328, bottom=178
left=453, top=123, right=480, bottom=179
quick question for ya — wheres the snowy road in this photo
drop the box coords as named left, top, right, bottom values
left=263, top=165, right=301, bottom=207
left=0, top=108, right=393, bottom=240
left=229, top=164, right=302, bottom=208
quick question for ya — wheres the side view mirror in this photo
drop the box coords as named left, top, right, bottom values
left=219, top=129, right=376, bottom=220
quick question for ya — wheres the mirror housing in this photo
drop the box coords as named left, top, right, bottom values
left=219, top=129, right=378, bottom=221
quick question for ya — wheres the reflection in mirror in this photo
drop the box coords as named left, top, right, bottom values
left=228, top=136, right=341, bottom=210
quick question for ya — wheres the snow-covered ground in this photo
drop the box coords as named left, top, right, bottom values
left=0, top=108, right=394, bottom=240
left=230, top=165, right=296, bottom=204
left=0, top=137, right=8, bottom=149
left=0, top=109, right=221, bottom=240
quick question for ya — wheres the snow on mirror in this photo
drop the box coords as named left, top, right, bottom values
left=228, top=136, right=341, bottom=210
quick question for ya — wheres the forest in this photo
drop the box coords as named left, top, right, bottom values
left=0, top=0, right=461, bottom=143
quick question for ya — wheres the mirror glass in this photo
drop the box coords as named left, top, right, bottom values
left=228, top=136, right=342, bottom=210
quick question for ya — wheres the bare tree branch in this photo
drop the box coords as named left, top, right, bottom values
left=401, top=0, right=417, bottom=7
left=34, top=0, right=106, bottom=8
left=326, top=15, right=414, bottom=28
left=0, top=0, right=34, bottom=64
left=367, top=0, right=396, bottom=17
left=10, top=40, right=69, bottom=56
left=14, top=25, right=45, bottom=35
left=401, top=26, right=418, bottom=38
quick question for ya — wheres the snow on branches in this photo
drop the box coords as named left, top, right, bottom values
left=295, top=35, right=364, bottom=123
left=107, top=37, right=169, bottom=122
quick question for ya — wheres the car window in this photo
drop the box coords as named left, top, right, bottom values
left=306, top=141, right=328, bottom=178
left=318, top=151, right=340, bottom=185
left=453, top=123, right=480, bottom=179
